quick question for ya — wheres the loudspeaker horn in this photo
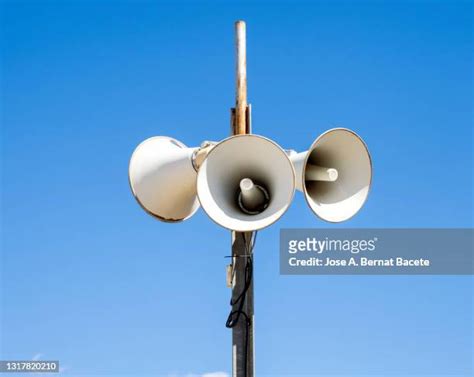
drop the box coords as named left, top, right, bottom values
left=128, top=136, right=201, bottom=222
left=197, top=135, right=296, bottom=231
left=289, top=128, right=372, bottom=222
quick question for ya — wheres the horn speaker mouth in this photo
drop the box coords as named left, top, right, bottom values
left=303, top=128, right=372, bottom=223
left=197, top=134, right=296, bottom=231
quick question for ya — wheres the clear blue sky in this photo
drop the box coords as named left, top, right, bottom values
left=1, top=1, right=472, bottom=376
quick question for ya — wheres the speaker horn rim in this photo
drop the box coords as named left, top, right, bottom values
left=197, top=134, right=296, bottom=231
left=302, top=127, right=373, bottom=223
left=128, top=136, right=199, bottom=223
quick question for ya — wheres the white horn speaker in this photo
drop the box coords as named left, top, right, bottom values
left=290, top=128, right=372, bottom=222
left=128, top=136, right=200, bottom=222
left=197, top=135, right=296, bottom=231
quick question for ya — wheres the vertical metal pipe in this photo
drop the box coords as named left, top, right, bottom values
left=231, top=20, right=254, bottom=377
left=234, top=20, right=247, bottom=136
left=231, top=232, right=254, bottom=377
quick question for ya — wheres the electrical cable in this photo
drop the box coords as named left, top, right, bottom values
left=225, top=231, right=257, bottom=377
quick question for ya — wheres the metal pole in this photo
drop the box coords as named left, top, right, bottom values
left=230, top=20, right=254, bottom=377
left=234, top=20, right=247, bottom=135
